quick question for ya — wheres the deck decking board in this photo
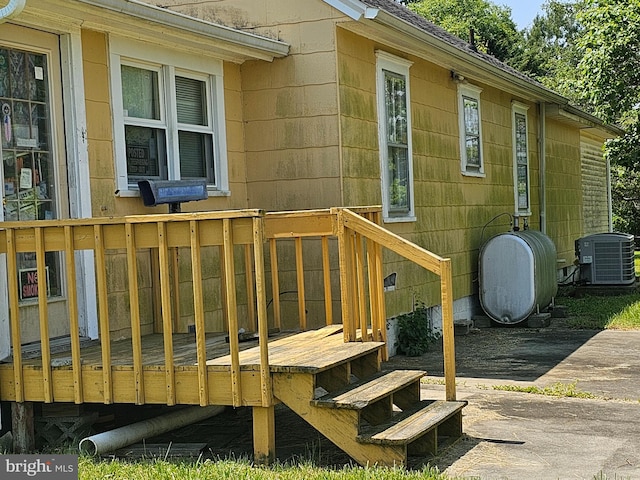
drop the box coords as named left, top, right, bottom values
left=0, top=326, right=382, bottom=404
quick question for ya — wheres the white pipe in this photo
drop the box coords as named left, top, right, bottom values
left=79, top=405, right=225, bottom=455
left=0, top=0, right=26, bottom=23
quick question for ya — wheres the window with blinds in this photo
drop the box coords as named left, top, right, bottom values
left=176, top=76, right=214, bottom=181
left=120, top=65, right=216, bottom=186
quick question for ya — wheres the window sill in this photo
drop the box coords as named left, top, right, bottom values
left=383, top=215, right=416, bottom=224
left=461, top=170, right=486, bottom=178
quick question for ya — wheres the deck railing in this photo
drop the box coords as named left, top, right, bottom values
left=0, top=207, right=456, bottom=406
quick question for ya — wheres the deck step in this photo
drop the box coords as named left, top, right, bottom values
left=312, top=369, right=426, bottom=409
left=357, top=400, right=467, bottom=445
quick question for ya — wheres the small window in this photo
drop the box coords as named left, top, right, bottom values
left=376, top=51, right=415, bottom=222
left=457, top=83, right=484, bottom=176
left=111, top=38, right=228, bottom=195
left=512, top=102, right=531, bottom=214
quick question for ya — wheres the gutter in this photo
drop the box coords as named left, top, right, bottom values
left=368, top=8, right=567, bottom=105
left=75, top=0, right=289, bottom=60
left=0, top=0, right=26, bottom=23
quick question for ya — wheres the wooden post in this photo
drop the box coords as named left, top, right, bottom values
left=12, top=402, right=34, bottom=453
left=190, top=220, right=209, bottom=407
left=252, top=405, right=275, bottom=465
left=321, top=236, right=333, bottom=325
left=294, top=237, right=306, bottom=330
left=440, top=258, right=457, bottom=401
left=93, top=225, right=113, bottom=404
left=269, top=239, right=281, bottom=331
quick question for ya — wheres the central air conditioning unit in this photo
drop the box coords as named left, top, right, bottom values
left=575, top=233, right=636, bottom=285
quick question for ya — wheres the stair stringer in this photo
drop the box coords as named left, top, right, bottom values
left=272, top=371, right=408, bottom=466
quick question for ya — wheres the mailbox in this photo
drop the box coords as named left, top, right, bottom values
left=138, top=179, right=208, bottom=212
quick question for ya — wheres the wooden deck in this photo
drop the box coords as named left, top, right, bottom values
left=0, top=207, right=462, bottom=464
left=0, top=325, right=381, bottom=406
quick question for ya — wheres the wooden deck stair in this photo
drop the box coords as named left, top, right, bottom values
left=271, top=333, right=466, bottom=466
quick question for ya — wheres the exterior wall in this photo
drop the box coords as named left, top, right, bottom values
left=336, top=27, right=541, bottom=318
left=581, top=131, right=611, bottom=234
left=544, top=119, right=583, bottom=268
left=156, top=0, right=347, bottom=211
left=81, top=29, right=249, bottom=336
left=81, top=30, right=249, bottom=217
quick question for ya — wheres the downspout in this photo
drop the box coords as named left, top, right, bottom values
left=0, top=0, right=26, bottom=22
left=538, top=102, right=547, bottom=234
left=606, top=153, right=613, bottom=231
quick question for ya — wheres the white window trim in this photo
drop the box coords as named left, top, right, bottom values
left=375, top=50, right=416, bottom=223
left=512, top=101, right=531, bottom=216
left=457, top=83, right=485, bottom=177
left=110, top=37, right=229, bottom=196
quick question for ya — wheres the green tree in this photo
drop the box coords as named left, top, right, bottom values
left=576, top=0, right=640, bottom=235
left=407, top=0, right=523, bottom=63
left=517, top=1, right=582, bottom=102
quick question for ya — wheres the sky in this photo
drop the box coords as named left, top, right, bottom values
left=498, top=0, right=546, bottom=30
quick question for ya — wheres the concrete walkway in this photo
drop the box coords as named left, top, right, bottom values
left=406, top=327, right=640, bottom=479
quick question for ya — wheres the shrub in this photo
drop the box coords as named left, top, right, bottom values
left=395, top=302, right=441, bottom=356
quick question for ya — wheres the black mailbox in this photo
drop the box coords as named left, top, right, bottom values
left=138, top=179, right=208, bottom=212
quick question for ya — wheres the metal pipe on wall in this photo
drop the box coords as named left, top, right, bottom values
left=538, top=102, right=547, bottom=234
left=79, top=405, right=224, bottom=455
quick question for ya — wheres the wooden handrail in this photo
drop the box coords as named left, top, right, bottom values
left=336, top=208, right=457, bottom=401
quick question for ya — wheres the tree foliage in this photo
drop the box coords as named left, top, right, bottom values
left=407, top=0, right=522, bottom=63
left=517, top=1, right=583, bottom=102
left=575, top=0, right=640, bottom=234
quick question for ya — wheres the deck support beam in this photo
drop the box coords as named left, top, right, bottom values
left=11, top=401, right=34, bottom=453
left=252, top=405, right=275, bottom=465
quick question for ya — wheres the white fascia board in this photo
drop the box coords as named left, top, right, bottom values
left=365, top=9, right=569, bottom=105
left=74, top=0, right=289, bottom=61
left=322, top=0, right=369, bottom=20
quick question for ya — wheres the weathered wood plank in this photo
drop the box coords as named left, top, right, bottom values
left=157, top=221, right=176, bottom=406
left=35, top=227, right=53, bottom=403
left=223, top=219, right=242, bottom=406
left=64, top=225, right=83, bottom=404
left=269, top=239, right=281, bottom=330
left=190, top=220, right=209, bottom=407
left=359, top=400, right=467, bottom=445
left=6, top=229, right=24, bottom=402
left=93, top=225, right=112, bottom=403
left=321, top=236, right=333, bottom=325
left=125, top=223, right=145, bottom=405
left=313, top=370, right=425, bottom=409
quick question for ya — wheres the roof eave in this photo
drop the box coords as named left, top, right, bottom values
left=72, top=0, right=290, bottom=62
left=368, top=9, right=566, bottom=103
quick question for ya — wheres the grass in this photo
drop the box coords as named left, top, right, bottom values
left=78, top=456, right=451, bottom=480
left=559, top=250, right=640, bottom=330
left=492, top=381, right=597, bottom=399
left=559, top=290, right=640, bottom=330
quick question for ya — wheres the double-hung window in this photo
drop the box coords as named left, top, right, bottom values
left=457, top=83, right=484, bottom=176
left=512, top=102, right=531, bottom=215
left=376, top=51, right=415, bottom=222
left=110, top=38, right=228, bottom=195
